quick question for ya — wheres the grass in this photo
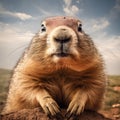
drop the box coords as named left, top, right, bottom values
left=0, top=68, right=12, bottom=112
left=0, top=68, right=120, bottom=113
left=103, top=75, right=120, bottom=110
left=108, top=76, right=120, bottom=87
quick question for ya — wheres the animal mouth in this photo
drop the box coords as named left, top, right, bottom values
left=53, top=52, right=69, bottom=57
left=52, top=43, right=70, bottom=57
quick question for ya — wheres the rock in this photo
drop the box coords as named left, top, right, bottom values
left=113, top=86, right=120, bottom=92
left=111, top=104, right=120, bottom=120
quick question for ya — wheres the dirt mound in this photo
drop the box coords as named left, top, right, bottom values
left=0, top=108, right=111, bottom=120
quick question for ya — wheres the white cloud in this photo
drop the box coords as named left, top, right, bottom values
left=64, top=0, right=71, bottom=6
left=76, top=0, right=80, bottom=4
left=36, top=6, right=51, bottom=16
left=114, top=0, right=120, bottom=12
left=84, top=18, right=110, bottom=33
left=94, top=34, right=120, bottom=75
left=63, top=0, right=81, bottom=16
left=92, top=18, right=109, bottom=31
left=71, top=5, right=79, bottom=13
left=11, top=12, right=32, bottom=21
left=110, top=0, right=120, bottom=19
left=0, top=22, right=34, bottom=43
left=95, top=35, right=120, bottom=59
left=83, top=17, right=119, bottom=75
left=0, top=22, right=34, bottom=68
left=0, top=4, right=32, bottom=21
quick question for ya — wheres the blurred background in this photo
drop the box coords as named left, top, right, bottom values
left=0, top=0, right=120, bottom=74
left=0, top=0, right=120, bottom=119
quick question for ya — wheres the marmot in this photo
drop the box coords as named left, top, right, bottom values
left=2, top=16, right=106, bottom=119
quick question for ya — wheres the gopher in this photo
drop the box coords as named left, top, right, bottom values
left=2, top=16, right=106, bottom=119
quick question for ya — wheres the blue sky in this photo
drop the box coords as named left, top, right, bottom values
left=0, top=0, right=120, bottom=75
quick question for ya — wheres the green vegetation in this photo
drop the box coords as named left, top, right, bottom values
left=0, top=68, right=12, bottom=112
left=0, top=68, right=120, bottom=113
left=108, top=75, right=120, bottom=87
left=103, top=75, right=120, bottom=110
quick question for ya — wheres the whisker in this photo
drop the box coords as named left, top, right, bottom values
left=8, top=44, right=28, bottom=57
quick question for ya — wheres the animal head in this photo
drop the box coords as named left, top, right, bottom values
left=28, top=16, right=99, bottom=72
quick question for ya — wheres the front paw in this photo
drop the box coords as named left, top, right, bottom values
left=67, top=99, right=85, bottom=114
left=40, top=96, right=62, bottom=118
left=66, top=98, right=85, bottom=120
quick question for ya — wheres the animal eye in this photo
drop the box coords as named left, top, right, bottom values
left=41, top=24, right=46, bottom=32
left=78, top=24, right=82, bottom=32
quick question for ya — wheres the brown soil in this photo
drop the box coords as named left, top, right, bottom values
left=0, top=108, right=111, bottom=120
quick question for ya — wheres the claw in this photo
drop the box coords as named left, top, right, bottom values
left=48, top=112, right=63, bottom=120
left=39, top=96, right=60, bottom=116
left=65, top=112, right=73, bottom=120
left=55, top=113, right=64, bottom=120
left=67, top=97, right=86, bottom=117
left=65, top=112, right=80, bottom=120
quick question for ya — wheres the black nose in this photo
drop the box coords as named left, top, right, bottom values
left=54, top=37, right=71, bottom=43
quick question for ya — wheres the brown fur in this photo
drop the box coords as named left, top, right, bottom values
left=2, top=16, right=106, bottom=117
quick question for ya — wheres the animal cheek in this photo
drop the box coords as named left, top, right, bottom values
left=45, top=38, right=56, bottom=54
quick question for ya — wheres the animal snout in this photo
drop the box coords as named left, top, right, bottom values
left=52, top=26, right=72, bottom=44
left=54, top=36, right=71, bottom=43
left=46, top=25, right=78, bottom=58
